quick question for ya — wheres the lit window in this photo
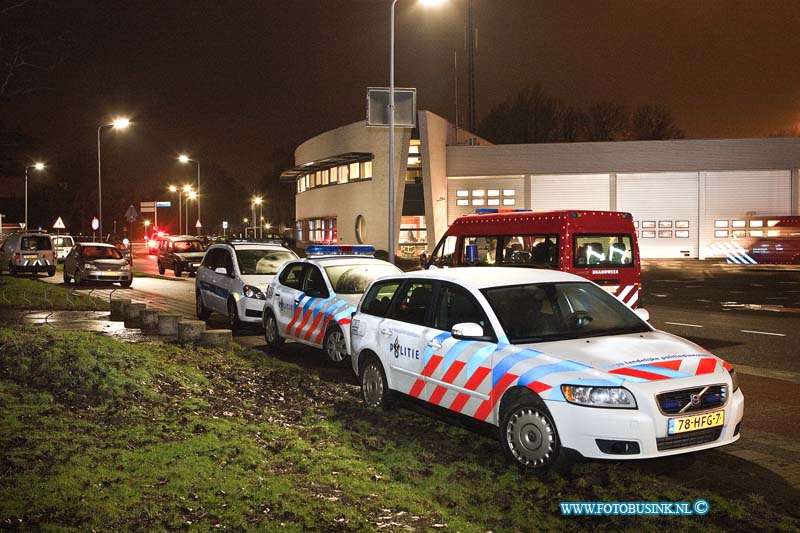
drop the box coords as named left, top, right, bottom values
left=362, top=160, right=372, bottom=178
left=767, top=220, right=780, bottom=227
left=350, top=162, right=360, bottom=180
left=750, top=230, right=764, bottom=237
left=675, top=230, right=690, bottom=238
left=503, top=189, right=515, bottom=196
left=732, top=220, right=746, bottom=228
left=641, top=221, right=656, bottom=228
left=472, top=198, right=485, bottom=206
left=768, top=229, right=780, bottom=237
left=315, top=171, right=322, bottom=186
left=321, top=169, right=329, bottom=186
left=749, top=220, right=763, bottom=227
left=633, top=221, right=639, bottom=228
left=456, top=190, right=469, bottom=197
left=503, top=198, right=516, bottom=206
left=714, top=229, right=729, bottom=238
left=329, top=167, right=338, bottom=184
left=339, top=165, right=349, bottom=183
left=675, top=220, right=689, bottom=228
left=732, top=230, right=746, bottom=238
left=407, top=156, right=421, bottom=166
left=658, top=230, right=673, bottom=238
left=472, top=189, right=485, bottom=197
left=488, top=198, right=500, bottom=206
left=409, top=145, right=420, bottom=154
left=456, top=199, right=469, bottom=206
left=714, top=220, right=729, bottom=228
left=487, top=189, right=500, bottom=197
left=658, top=221, right=672, bottom=229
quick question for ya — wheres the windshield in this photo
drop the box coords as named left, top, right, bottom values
left=481, top=282, right=648, bottom=343
left=324, top=263, right=401, bottom=294
left=174, top=240, right=205, bottom=252
left=52, top=236, right=74, bottom=248
left=235, top=249, right=295, bottom=275
left=573, top=234, right=634, bottom=268
left=20, top=236, right=52, bottom=251
left=81, top=246, right=123, bottom=260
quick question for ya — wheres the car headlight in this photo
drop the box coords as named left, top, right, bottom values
left=243, top=285, right=265, bottom=299
left=561, top=385, right=637, bottom=409
left=729, top=368, right=740, bottom=392
left=120, top=264, right=130, bottom=271
left=83, top=263, right=97, bottom=270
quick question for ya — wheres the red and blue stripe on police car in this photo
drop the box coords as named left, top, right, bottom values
left=285, top=294, right=356, bottom=346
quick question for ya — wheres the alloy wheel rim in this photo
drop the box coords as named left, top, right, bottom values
left=266, top=316, right=277, bottom=343
left=327, top=330, right=347, bottom=362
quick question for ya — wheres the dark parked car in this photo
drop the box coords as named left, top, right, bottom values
left=157, top=235, right=206, bottom=277
left=63, top=242, right=132, bottom=287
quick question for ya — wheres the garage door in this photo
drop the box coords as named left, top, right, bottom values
left=704, top=170, right=792, bottom=258
left=617, top=172, right=699, bottom=258
left=530, top=174, right=610, bottom=212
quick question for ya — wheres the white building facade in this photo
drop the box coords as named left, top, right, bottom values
left=282, top=111, right=800, bottom=259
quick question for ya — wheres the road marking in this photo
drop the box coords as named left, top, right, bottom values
left=740, top=330, right=787, bottom=337
left=664, top=322, right=704, bottom=328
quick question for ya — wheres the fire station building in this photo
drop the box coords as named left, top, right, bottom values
left=281, top=110, right=800, bottom=259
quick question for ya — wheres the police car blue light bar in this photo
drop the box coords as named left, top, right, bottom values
left=306, top=244, right=376, bottom=256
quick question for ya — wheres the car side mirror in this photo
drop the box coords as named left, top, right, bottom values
left=451, top=322, right=490, bottom=341
left=634, top=308, right=650, bottom=322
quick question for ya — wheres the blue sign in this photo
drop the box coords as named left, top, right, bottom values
left=222, top=221, right=228, bottom=229
left=156, top=201, right=172, bottom=207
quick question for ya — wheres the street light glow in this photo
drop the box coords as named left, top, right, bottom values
left=33, top=162, right=45, bottom=170
left=178, top=154, right=190, bottom=163
left=188, top=191, right=197, bottom=200
left=168, top=185, right=177, bottom=192
left=253, top=196, right=262, bottom=205
left=419, top=0, right=445, bottom=5
left=144, top=220, right=151, bottom=226
left=183, top=184, right=192, bottom=193
left=111, top=117, right=131, bottom=129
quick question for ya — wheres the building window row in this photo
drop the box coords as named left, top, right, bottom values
left=455, top=188, right=516, bottom=207
left=297, top=161, right=373, bottom=194
left=295, top=217, right=337, bottom=243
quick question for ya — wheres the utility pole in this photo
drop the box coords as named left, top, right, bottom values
left=467, top=0, right=477, bottom=132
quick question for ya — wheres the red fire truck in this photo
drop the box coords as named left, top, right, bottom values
left=424, top=209, right=642, bottom=308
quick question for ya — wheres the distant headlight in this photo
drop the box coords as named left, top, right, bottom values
left=83, top=263, right=97, bottom=270
left=243, top=285, right=265, bottom=299
left=729, top=368, right=739, bottom=392
left=120, top=264, right=130, bottom=271
left=561, top=385, right=637, bottom=409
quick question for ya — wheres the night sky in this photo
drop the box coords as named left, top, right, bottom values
left=4, top=0, right=800, bottom=201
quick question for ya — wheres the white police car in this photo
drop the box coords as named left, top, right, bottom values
left=195, top=240, right=298, bottom=330
left=350, top=267, right=744, bottom=471
left=263, top=245, right=402, bottom=363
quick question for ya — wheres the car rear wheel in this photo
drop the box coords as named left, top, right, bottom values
left=119, top=279, right=132, bottom=288
left=499, top=396, right=569, bottom=472
left=359, top=355, right=392, bottom=410
left=174, top=265, right=182, bottom=277
left=227, top=299, right=241, bottom=331
left=74, top=269, right=83, bottom=286
left=8, top=263, right=16, bottom=276
left=324, top=325, right=348, bottom=364
left=196, top=291, right=211, bottom=320
left=47, top=267, right=56, bottom=277
left=263, top=311, right=284, bottom=351
left=63, top=269, right=71, bottom=284
left=157, top=262, right=165, bottom=275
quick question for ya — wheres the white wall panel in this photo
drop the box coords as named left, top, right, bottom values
left=530, top=174, right=610, bottom=212
left=617, top=173, right=699, bottom=258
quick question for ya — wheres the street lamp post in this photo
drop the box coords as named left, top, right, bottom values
left=178, top=155, right=201, bottom=234
left=185, top=187, right=195, bottom=235
left=253, top=196, right=263, bottom=239
left=24, top=162, right=45, bottom=231
left=168, top=185, right=181, bottom=234
left=97, top=117, right=130, bottom=239
left=387, top=0, right=444, bottom=263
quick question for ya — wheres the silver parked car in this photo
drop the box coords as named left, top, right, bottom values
left=0, top=232, right=56, bottom=276
left=63, top=242, right=132, bottom=287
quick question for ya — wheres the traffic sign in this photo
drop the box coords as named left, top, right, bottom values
left=124, top=205, right=138, bottom=223
left=53, top=217, right=66, bottom=230
left=195, top=219, right=202, bottom=228
left=156, top=201, right=172, bottom=207
left=91, top=217, right=99, bottom=231
left=222, top=221, right=228, bottom=229
left=140, top=201, right=155, bottom=213
left=19, top=222, right=25, bottom=229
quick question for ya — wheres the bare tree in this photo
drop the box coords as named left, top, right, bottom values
left=632, top=105, right=684, bottom=140
left=587, top=102, right=629, bottom=141
left=479, top=85, right=564, bottom=144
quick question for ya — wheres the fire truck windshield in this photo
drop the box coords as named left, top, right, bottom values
left=573, top=234, right=634, bottom=268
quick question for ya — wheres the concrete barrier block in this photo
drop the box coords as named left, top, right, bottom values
left=140, top=309, right=160, bottom=331
left=123, top=302, right=146, bottom=327
left=110, top=298, right=132, bottom=321
left=157, top=313, right=182, bottom=336
left=201, top=329, right=233, bottom=348
left=178, top=319, right=206, bottom=342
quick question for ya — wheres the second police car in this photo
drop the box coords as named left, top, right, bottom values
left=262, top=245, right=402, bottom=363
left=350, top=267, right=744, bottom=471
left=195, top=240, right=298, bottom=330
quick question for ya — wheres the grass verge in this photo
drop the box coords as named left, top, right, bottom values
left=0, top=325, right=797, bottom=531
left=0, top=275, right=107, bottom=311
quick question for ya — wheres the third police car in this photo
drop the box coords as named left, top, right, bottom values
left=350, top=267, right=744, bottom=471
left=263, top=245, right=401, bottom=363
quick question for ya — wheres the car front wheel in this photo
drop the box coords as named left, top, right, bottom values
left=227, top=299, right=241, bottom=331
left=196, top=291, right=211, bottom=320
left=499, top=397, right=569, bottom=472
left=74, top=269, right=83, bottom=286
left=157, top=262, right=165, bottom=275
left=63, top=269, right=71, bottom=284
